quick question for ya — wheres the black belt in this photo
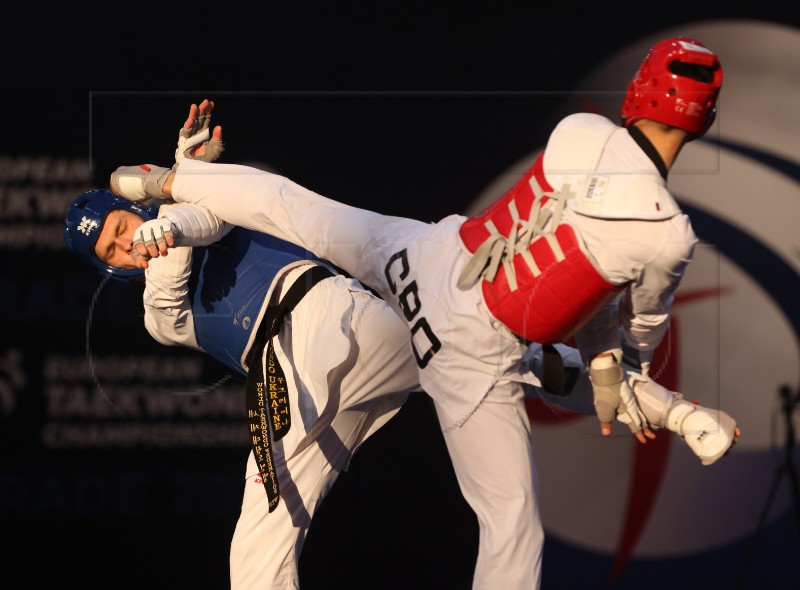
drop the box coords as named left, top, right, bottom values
left=245, top=264, right=335, bottom=512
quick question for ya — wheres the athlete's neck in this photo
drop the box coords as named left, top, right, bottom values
left=629, top=120, right=688, bottom=177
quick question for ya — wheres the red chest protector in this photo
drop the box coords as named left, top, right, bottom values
left=458, top=154, right=621, bottom=344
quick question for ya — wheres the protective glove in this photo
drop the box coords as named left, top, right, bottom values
left=174, top=110, right=224, bottom=167
left=589, top=351, right=647, bottom=435
left=131, top=218, right=174, bottom=262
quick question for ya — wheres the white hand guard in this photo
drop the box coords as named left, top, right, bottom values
left=131, top=218, right=174, bottom=262
left=589, top=352, right=647, bottom=434
left=175, top=113, right=224, bottom=167
left=110, top=164, right=173, bottom=204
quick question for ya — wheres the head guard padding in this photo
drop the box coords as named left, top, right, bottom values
left=63, top=188, right=159, bottom=280
left=620, top=36, right=723, bottom=138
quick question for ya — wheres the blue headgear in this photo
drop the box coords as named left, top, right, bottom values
left=63, top=189, right=159, bottom=281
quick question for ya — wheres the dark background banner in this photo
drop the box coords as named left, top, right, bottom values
left=2, top=8, right=798, bottom=589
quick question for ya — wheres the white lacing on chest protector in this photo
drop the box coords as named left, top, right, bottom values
left=458, top=176, right=574, bottom=291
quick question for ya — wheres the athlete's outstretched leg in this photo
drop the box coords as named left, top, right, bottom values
left=167, top=159, right=431, bottom=293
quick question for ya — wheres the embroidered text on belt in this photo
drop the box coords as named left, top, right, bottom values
left=244, top=265, right=334, bottom=512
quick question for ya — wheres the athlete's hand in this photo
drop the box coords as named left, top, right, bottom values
left=175, top=99, right=224, bottom=166
left=590, top=352, right=656, bottom=444
left=131, top=218, right=175, bottom=267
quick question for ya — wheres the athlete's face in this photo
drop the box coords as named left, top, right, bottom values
left=94, top=209, right=145, bottom=269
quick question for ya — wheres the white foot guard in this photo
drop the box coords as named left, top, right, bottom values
left=110, top=164, right=173, bottom=204
left=523, top=343, right=739, bottom=465
left=632, top=378, right=738, bottom=466
left=666, top=397, right=738, bottom=465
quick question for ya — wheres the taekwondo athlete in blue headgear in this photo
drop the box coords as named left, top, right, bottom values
left=63, top=184, right=420, bottom=588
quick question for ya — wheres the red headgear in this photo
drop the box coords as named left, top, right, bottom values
left=620, top=36, right=723, bottom=138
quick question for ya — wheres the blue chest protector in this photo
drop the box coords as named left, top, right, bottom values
left=188, top=227, right=327, bottom=377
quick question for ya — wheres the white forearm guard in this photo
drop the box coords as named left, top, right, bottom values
left=160, top=203, right=228, bottom=247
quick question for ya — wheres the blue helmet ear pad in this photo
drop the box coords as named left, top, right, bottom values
left=63, top=189, right=159, bottom=280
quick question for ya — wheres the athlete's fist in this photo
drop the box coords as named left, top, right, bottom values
left=132, top=218, right=175, bottom=266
